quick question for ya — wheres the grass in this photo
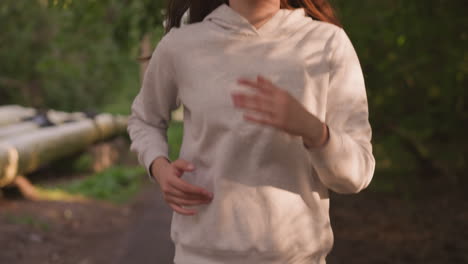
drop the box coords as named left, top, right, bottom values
left=4, top=214, right=51, bottom=232
left=38, top=166, right=146, bottom=204
left=63, top=166, right=146, bottom=204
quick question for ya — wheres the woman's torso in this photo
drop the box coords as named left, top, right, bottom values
left=163, top=5, right=342, bottom=263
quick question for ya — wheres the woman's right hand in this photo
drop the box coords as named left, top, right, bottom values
left=151, top=157, right=213, bottom=216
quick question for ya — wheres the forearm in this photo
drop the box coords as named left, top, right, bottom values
left=300, top=111, right=329, bottom=149
left=150, top=156, right=171, bottom=182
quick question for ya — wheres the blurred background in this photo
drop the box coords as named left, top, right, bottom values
left=0, top=0, right=466, bottom=264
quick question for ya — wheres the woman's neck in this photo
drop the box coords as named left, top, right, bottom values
left=228, top=0, right=281, bottom=30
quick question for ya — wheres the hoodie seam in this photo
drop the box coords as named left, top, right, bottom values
left=203, top=20, right=259, bottom=38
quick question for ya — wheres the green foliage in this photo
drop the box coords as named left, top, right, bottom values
left=71, top=153, right=94, bottom=173
left=334, top=0, right=467, bottom=185
left=0, top=0, right=165, bottom=112
left=1, top=0, right=465, bottom=192
left=168, top=121, right=184, bottom=161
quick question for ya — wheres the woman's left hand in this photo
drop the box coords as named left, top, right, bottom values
left=231, top=75, right=328, bottom=148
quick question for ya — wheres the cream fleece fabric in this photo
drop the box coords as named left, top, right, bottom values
left=127, top=3, right=375, bottom=264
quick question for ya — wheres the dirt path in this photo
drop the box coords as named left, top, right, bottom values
left=1, top=183, right=467, bottom=264
left=0, top=194, right=131, bottom=264
left=0, top=183, right=175, bottom=264
left=327, top=191, right=468, bottom=264
left=117, top=187, right=468, bottom=264
left=113, top=185, right=174, bottom=264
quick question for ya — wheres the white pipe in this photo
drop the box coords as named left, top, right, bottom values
left=0, top=114, right=128, bottom=187
left=0, top=105, right=36, bottom=127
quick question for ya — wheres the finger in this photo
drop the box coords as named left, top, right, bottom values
left=166, top=184, right=212, bottom=200
left=257, top=75, right=275, bottom=89
left=243, top=112, right=275, bottom=127
left=168, top=202, right=197, bottom=216
left=170, top=177, right=213, bottom=198
left=166, top=195, right=212, bottom=206
left=237, top=78, right=272, bottom=95
left=172, top=159, right=196, bottom=174
left=232, top=93, right=273, bottom=115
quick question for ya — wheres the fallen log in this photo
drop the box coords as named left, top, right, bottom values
left=0, top=105, right=36, bottom=127
left=0, top=113, right=128, bottom=187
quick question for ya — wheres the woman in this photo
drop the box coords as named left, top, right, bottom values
left=127, top=0, right=375, bottom=263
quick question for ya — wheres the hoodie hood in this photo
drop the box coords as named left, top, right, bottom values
left=203, top=3, right=311, bottom=37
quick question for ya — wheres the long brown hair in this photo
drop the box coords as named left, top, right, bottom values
left=165, top=0, right=342, bottom=34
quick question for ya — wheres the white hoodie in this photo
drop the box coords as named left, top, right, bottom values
left=127, top=3, right=375, bottom=264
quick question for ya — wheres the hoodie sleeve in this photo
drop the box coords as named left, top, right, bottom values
left=305, top=28, right=375, bottom=194
left=127, top=36, right=181, bottom=183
